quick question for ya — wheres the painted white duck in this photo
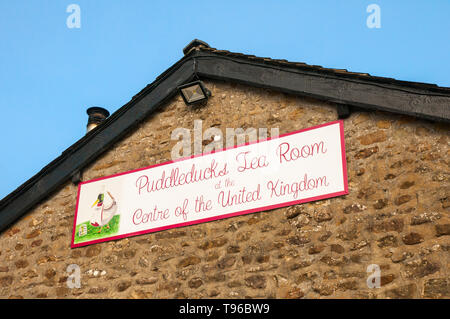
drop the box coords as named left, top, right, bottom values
left=90, top=185, right=117, bottom=233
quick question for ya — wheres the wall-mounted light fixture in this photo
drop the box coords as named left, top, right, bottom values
left=178, top=80, right=211, bottom=106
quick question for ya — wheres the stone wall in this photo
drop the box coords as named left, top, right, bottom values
left=0, top=80, right=448, bottom=299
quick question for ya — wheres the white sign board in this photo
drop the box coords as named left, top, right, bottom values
left=71, top=120, right=348, bottom=247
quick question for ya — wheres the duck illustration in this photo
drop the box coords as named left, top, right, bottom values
left=90, top=186, right=118, bottom=233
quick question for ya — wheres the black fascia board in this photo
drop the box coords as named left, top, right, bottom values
left=193, top=51, right=450, bottom=123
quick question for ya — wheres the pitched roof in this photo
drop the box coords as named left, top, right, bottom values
left=0, top=39, right=449, bottom=233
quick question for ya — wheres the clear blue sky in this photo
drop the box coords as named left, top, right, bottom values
left=0, top=0, right=449, bottom=200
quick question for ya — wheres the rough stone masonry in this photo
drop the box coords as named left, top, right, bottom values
left=0, top=80, right=448, bottom=299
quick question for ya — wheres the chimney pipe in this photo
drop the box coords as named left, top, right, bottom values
left=86, top=107, right=110, bottom=133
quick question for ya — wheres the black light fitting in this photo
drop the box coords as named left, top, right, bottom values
left=178, top=80, right=211, bottom=106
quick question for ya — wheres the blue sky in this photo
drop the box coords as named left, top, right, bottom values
left=0, top=0, right=449, bottom=200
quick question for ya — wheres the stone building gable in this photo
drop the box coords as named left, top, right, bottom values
left=2, top=39, right=449, bottom=239
left=0, top=80, right=449, bottom=299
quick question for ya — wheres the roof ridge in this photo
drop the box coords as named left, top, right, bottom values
left=195, top=44, right=449, bottom=92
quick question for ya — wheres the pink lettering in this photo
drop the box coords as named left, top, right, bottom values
left=236, top=151, right=269, bottom=173
left=136, top=175, right=149, bottom=195
left=132, top=206, right=170, bottom=225
left=267, top=174, right=330, bottom=199
left=276, top=141, right=327, bottom=163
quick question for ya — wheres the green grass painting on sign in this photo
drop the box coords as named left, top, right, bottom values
left=74, top=215, right=120, bottom=244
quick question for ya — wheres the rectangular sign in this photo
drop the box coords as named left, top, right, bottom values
left=71, top=120, right=348, bottom=247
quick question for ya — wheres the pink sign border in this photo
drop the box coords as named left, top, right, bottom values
left=71, top=120, right=348, bottom=248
